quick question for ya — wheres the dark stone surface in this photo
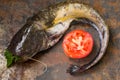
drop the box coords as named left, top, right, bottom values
left=0, top=0, right=120, bottom=80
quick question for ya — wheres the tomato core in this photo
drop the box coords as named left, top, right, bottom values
left=62, top=30, right=93, bottom=59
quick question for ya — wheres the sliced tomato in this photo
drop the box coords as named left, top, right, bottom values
left=62, top=30, right=93, bottom=59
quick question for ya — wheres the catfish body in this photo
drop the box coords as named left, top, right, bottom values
left=5, top=2, right=109, bottom=74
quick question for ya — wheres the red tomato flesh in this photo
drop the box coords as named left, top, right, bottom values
left=62, top=30, right=93, bottom=59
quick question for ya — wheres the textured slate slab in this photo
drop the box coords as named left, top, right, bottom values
left=0, top=0, right=120, bottom=80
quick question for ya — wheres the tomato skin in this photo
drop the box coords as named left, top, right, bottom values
left=62, top=30, right=93, bottom=59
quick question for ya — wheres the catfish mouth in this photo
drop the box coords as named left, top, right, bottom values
left=66, top=18, right=102, bottom=75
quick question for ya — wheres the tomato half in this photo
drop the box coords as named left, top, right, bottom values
left=62, top=30, right=93, bottom=59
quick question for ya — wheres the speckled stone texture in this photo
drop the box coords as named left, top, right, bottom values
left=0, top=0, right=120, bottom=80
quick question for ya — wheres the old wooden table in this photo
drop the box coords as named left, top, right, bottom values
left=0, top=0, right=120, bottom=80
